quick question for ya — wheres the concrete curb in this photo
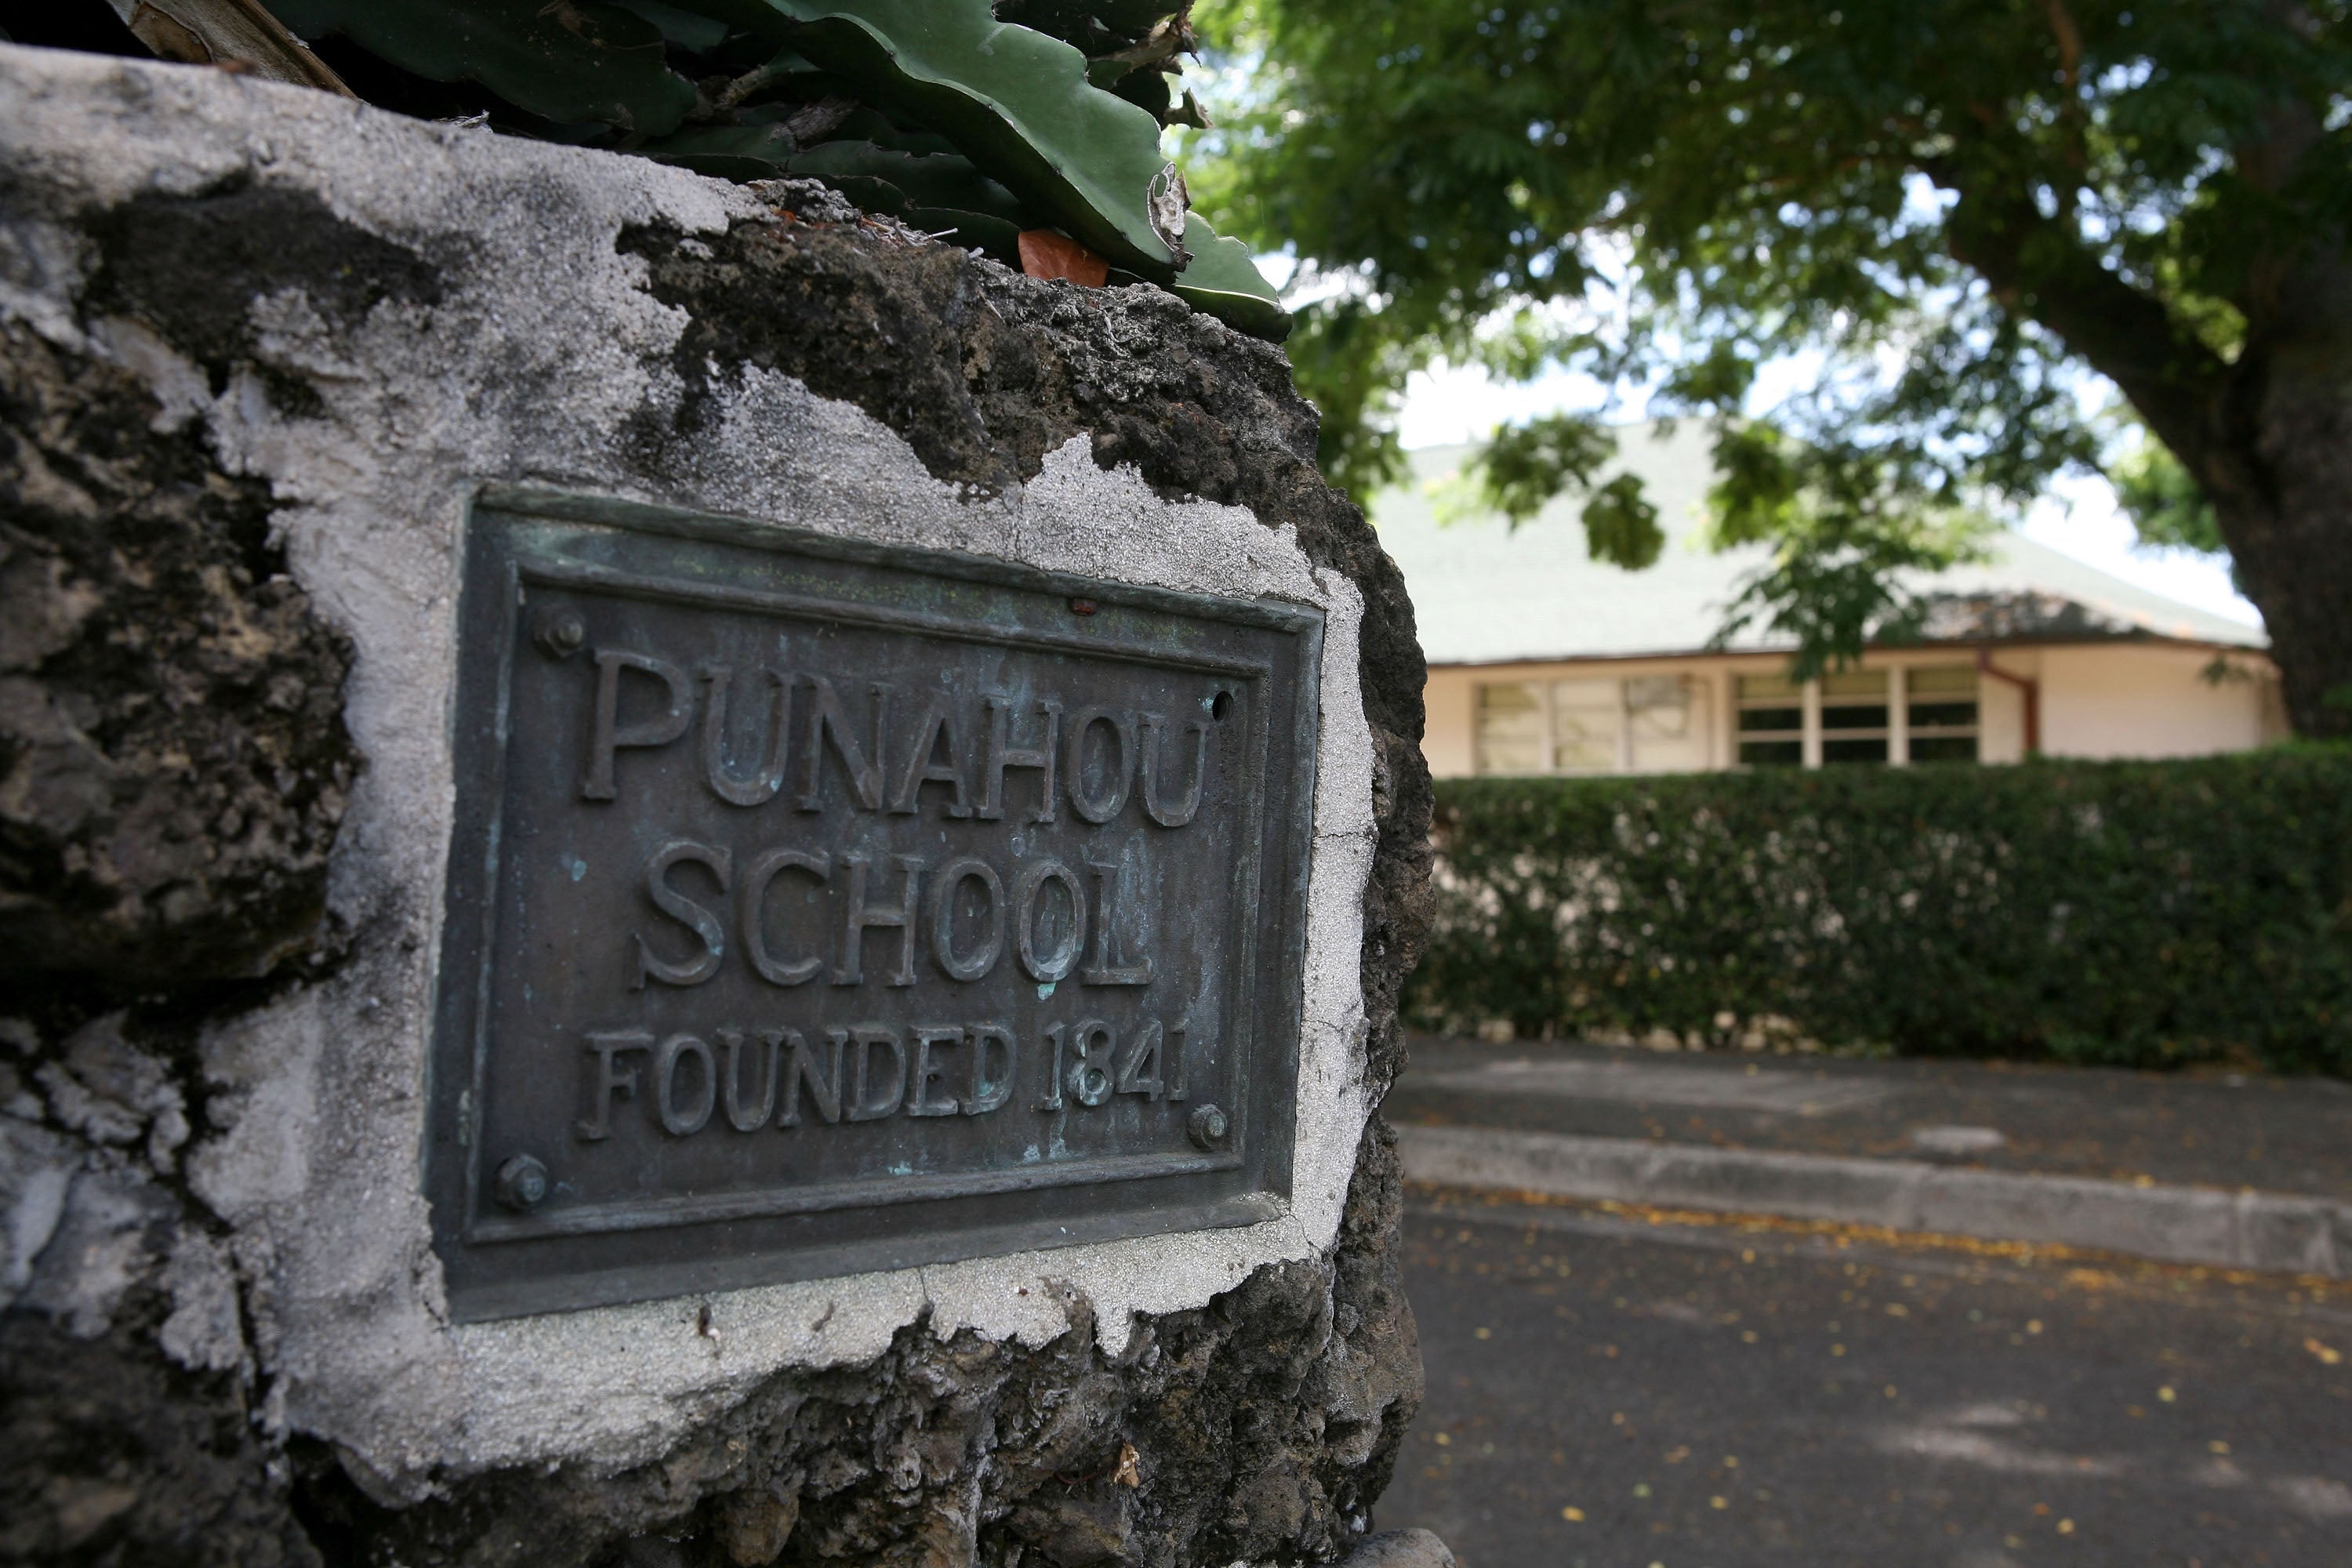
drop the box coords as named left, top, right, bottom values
left=1397, top=1125, right=2352, bottom=1278
left=1334, top=1529, right=1455, bottom=1568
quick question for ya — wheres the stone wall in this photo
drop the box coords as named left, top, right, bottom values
left=0, top=46, right=1434, bottom=1568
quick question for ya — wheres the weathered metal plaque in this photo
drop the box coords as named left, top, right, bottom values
left=425, top=491, right=1321, bottom=1319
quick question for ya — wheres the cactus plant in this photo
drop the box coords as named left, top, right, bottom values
left=264, top=0, right=696, bottom=132
left=250, top=0, right=1285, bottom=339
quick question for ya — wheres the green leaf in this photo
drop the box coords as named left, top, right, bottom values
left=1471, top=411, right=1613, bottom=528
left=1581, top=474, right=1663, bottom=570
left=1707, top=422, right=1802, bottom=547
left=2111, top=427, right=2227, bottom=555
left=788, top=142, right=1029, bottom=259
left=1657, top=342, right=1758, bottom=413
left=1168, top=212, right=1290, bottom=341
left=789, top=142, right=1025, bottom=223
left=818, top=107, right=959, bottom=158
left=264, top=0, right=695, bottom=134
left=608, top=0, right=731, bottom=52
left=753, top=0, right=1187, bottom=278
left=1709, top=493, right=1987, bottom=681
left=637, top=121, right=800, bottom=180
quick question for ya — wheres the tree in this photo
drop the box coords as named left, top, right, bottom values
left=1199, top=0, right=2352, bottom=732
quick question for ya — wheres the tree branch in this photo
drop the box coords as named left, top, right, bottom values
left=2042, top=0, right=2085, bottom=223
left=1936, top=178, right=2229, bottom=470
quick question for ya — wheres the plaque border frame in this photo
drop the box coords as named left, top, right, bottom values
left=424, top=487, right=1326, bottom=1320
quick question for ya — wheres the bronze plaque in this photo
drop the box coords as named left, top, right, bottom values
left=425, top=491, right=1322, bottom=1319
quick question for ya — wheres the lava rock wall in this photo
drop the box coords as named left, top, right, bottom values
left=0, top=45, right=1433, bottom=1568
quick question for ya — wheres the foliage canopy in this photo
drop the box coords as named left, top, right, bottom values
left=1201, top=0, right=2352, bottom=702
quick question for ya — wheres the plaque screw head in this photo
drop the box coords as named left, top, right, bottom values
left=533, top=608, right=587, bottom=658
left=1068, top=597, right=1098, bottom=616
left=1187, top=1104, right=1229, bottom=1150
left=493, top=1153, right=550, bottom=1212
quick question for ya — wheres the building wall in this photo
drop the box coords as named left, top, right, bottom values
left=1975, top=649, right=2033, bottom=766
left=1424, top=644, right=2275, bottom=779
left=1423, top=663, right=1477, bottom=779
left=2040, top=644, right=2284, bottom=759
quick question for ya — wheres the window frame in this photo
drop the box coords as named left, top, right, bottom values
left=1818, top=668, right=1893, bottom=767
left=1731, top=662, right=1984, bottom=770
left=1472, top=672, right=1711, bottom=776
left=1734, top=672, right=1806, bottom=768
left=1902, top=664, right=1982, bottom=764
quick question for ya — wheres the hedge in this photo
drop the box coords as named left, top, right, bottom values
left=1404, top=749, right=2352, bottom=1073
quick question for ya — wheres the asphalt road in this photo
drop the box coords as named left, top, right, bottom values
left=1378, top=1192, right=2352, bottom=1568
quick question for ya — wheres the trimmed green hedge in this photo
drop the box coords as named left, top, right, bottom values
left=1405, top=750, right=2352, bottom=1073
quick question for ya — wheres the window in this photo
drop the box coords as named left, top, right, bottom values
left=1627, top=676, right=1708, bottom=771
left=1474, top=675, right=1711, bottom=775
left=1474, top=667, right=1982, bottom=775
left=1820, top=670, right=1889, bottom=765
left=1734, top=665, right=1983, bottom=768
left=1906, top=666, right=1980, bottom=762
left=1548, top=678, right=1622, bottom=771
left=1735, top=674, right=1804, bottom=767
left=1473, top=682, right=1546, bottom=775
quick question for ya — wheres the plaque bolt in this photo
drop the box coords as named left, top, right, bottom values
left=493, top=1152, right=550, bottom=1212
left=1068, top=597, right=1098, bottom=616
left=1186, top=1104, right=1229, bottom=1151
left=533, top=608, right=587, bottom=658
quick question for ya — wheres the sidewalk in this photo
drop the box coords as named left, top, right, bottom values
left=1388, top=1035, right=2352, bottom=1276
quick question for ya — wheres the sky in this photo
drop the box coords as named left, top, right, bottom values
left=1388, top=357, right=2266, bottom=630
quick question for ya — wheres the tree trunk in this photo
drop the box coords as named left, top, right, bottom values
left=2214, top=495, right=2352, bottom=741
left=1941, top=93, right=2352, bottom=739
left=2197, top=331, right=2352, bottom=740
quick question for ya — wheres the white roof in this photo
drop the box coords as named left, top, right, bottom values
left=1371, top=423, right=2268, bottom=666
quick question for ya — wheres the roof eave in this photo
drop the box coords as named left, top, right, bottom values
left=1424, top=630, right=2273, bottom=670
